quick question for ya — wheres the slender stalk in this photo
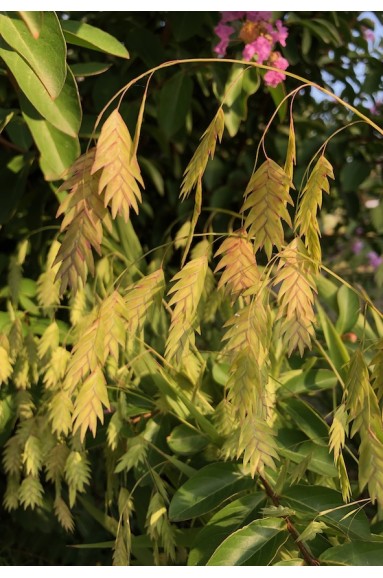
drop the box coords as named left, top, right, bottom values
left=95, top=58, right=383, bottom=139
left=260, top=476, right=320, bottom=566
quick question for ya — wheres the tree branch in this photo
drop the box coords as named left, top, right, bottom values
left=260, top=475, right=320, bottom=566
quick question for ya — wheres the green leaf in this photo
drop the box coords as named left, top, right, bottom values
left=0, top=39, right=81, bottom=137
left=335, top=285, right=360, bottom=334
left=167, top=424, right=209, bottom=456
left=188, top=493, right=265, bottom=566
left=266, top=80, right=287, bottom=122
left=317, top=302, right=350, bottom=381
left=281, top=368, right=337, bottom=395
left=280, top=398, right=329, bottom=445
left=340, top=160, right=370, bottom=193
left=0, top=12, right=66, bottom=99
left=206, top=517, right=287, bottom=566
left=281, top=485, right=371, bottom=540
left=0, top=154, right=32, bottom=224
left=21, top=96, right=80, bottom=180
left=277, top=432, right=337, bottom=477
left=223, top=65, right=261, bottom=137
left=158, top=72, right=193, bottom=138
left=0, top=108, right=15, bottom=133
left=61, top=20, right=129, bottom=59
left=169, top=463, right=254, bottom=522
left=70, top=62, right=112, bottom=77
left=78, top=496, right=118, bottom=537
left=320, top=541, right=383, bottom=566
left=18, top=11, right=43, bottom=39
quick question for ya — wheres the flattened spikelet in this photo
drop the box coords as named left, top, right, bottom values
left=274, top=238, right=317, bottom=356
left=237, top=416, right=278, bottom=477
left=329, top=404, right=348, bottom=462
left=0, top=344, right=12, bottom=385
left=19, top=475, right=44, bottom=510
left=343, top=349, right=370, bottom=437
left=295, top=155, right=333, bottom=267
left=54, top=149, right=107, bottom=295
left=54, top=496, right=75, bottom=533
left=165, top=256, right=208, bottom=364
left=91, top=109, right=144, bottom=221
left=124, top=268, right=165, bottom=335
left=370, top=338, right=383, bottom=401
left=241, top=159, right=293, bottom=259
left=64, top=291, right=127, bottom=392
left=181, top=108, right=224, bottom=200
left=65, top=450, right=91, bottom=507
left=359, top=427, right=383, bottom=506
left=225, top=350, right=264, bottom=423
left=37, top=240, right=61, bottom=313
left=222, top=301, right=270, bottom=367
left=72, top=366, right=110, bottom=441
left=49, top=389, right=74, bottom=436
left=214, top=229, right=261, bottom=304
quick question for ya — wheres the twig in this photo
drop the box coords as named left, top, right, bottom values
left=260, top=475, right=320, bottom=566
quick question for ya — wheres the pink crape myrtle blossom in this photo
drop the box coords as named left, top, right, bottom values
left=246, top=11, right=272, bottom=22
left=214, top=22, right=235, bottom=56
left=264, top=54, right=289, bottom=87
left=270, top=20, right=288, bottom=47
left=213, top=11, right=289, bottom=87
left=220, top=12, right=246, bottom=23
left=242, top=36, right=272, bottom=63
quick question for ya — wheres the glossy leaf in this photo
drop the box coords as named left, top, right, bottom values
left=70, top=62, right=112, bottom=77
left=282, top=485, right=371, bottom=540
left=188, top=493, right=265, bottom=566
left=0, top=12, right=66, bottom=99
left=21, top=96, right=80, bottom=180
left=277, top=432, right=337, bottom=477
left=0, top=108, right=15, bottom=133
left=281, top=368, right=337, bottom=395
left=335, top=284, right=360, bottom=334
left=167, top=424, right=209, bottom=456
left=206, top=517, right=287, bottom=566
left=62, top=20, right=129, bottom=59
left=280, top=398, right=329, bottom=445
left=0, top=39, right=81, bottom=137
left=169, top=462, right=254, bottom=522
left=320, top=541, right=383, bottom=566
left=18, top=11, right=43, bottom=39
left=317, top=302, right=350, bottom=380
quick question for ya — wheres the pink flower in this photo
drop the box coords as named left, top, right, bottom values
left=242, top=36, right=272, bottom=63
left=264, top=54, right=289, bottom=87
left=214, top=39, right=230, bottom=56
left=214, top=22, right=235, bottom=41
left=214, top=22, right=234, bottom=56
left=271, top=20, right=288, bottom=47
left=368, top=251, right=383, bottom=269
left=220, top=11, right=246, bottom=23
left=264, top=71, right=285, bottom=87
left=246, top=11, right=272, bottom=22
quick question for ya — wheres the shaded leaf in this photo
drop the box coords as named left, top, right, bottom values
left=169, top=462, right=254, bottom=522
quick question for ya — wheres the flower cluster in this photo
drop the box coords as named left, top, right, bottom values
left=214, top=11, right=289, bottom=87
